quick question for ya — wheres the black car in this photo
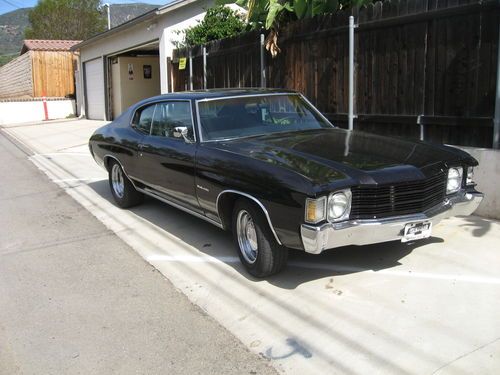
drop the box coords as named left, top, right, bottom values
left=89, top=89, right=483, bottom=277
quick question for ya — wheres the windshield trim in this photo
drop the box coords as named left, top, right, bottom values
left=194, top=93, right=334, bottom=143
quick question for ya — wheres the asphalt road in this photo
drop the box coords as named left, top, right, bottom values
left=2, top=120, right=500, bottom=375
left=0, top=130, right=277, bottom=374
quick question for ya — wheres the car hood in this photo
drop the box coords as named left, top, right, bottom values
left=214, top=128, right=476, bottom=188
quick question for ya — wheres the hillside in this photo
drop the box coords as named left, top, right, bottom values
left=110, top=3, right=157, bottom=27
left=0, top=8, right=30, bottom=56
left=0, top=3, right=160, bottom=66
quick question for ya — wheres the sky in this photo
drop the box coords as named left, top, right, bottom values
left=0, top=0, right=172, bottom=15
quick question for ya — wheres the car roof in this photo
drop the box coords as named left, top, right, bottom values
left=134, top=88, right=299, bottom=107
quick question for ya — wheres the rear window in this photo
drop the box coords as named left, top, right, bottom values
left=132, top=104, right=155, bottom=134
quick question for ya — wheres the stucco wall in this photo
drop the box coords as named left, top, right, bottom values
left=0, top=99, right=76, bottom=125
left=111, top=60, right=122, bottom=117
left=0, top=52, right=33, bottom=99
left=458, top=147, right=500, bottom=220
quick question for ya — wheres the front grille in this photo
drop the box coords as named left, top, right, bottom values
left=350, top=172, right=447, bottom=219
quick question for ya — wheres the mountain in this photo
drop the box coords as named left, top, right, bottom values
left=109, top=3, right=158, bottom=27
left=0, top=3, right=160, bottom=66
left=0, top=8, right=30, bottom=56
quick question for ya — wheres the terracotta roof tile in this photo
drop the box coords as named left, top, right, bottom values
left=22, top=40, right=82, bottom=53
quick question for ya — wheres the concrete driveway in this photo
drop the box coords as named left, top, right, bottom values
left=2, top=119, right=500, bottom=375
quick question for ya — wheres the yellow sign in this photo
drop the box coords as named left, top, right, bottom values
left=179, top=57, right=187, bottom=70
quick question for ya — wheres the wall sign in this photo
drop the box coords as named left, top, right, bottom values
left=128, top=63, right=134, bottom=80
left=143, top=65, right=152, bottom=79
left=178, top=57, right=187, bottom=70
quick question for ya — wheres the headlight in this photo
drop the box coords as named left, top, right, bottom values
left=327, top=189, right=352, bottom=222
left=466, top=167, right=474, bottom=185
left=446, top=167, right=463, bottom=194
left=305, top=196, right=326, bottom=224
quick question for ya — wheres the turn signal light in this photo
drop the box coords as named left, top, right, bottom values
left=305, top=197, right=326, bottom=224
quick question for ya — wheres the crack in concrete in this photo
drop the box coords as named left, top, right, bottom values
left=430, top=336, right=500, bottom=375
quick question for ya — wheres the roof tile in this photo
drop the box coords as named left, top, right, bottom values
left=22, top=40, right=82, bottom=53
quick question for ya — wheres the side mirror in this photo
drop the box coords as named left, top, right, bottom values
left=173, top=126, right=192, bottom=142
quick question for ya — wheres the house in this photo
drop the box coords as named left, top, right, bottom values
left=0, top=39, right=81, bottom=99
left=72, top=0, right=218, bottom=121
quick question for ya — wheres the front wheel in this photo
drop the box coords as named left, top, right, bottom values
left=232, top=199, right=288, bottom=277
left=108, top=160, right=143, bottom=208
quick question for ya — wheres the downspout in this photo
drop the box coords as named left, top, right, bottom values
left=493, top=21, right=500, bottom=149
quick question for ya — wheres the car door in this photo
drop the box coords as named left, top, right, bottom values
left=136, top=100, right=200, bottom=212
left=126, top=103, right=155, bottom=180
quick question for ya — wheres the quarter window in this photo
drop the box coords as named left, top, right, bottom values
left=151, top=101, right=194, bottom=142
left=132, top=104, right=156, bottom=134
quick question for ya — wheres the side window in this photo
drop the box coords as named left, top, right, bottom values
left=151, top=101, right=194, bottom=142
left=132, top=104, right=156, bottom=134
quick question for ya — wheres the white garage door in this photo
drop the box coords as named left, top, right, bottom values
left=84, top=59, right=105, bottom=120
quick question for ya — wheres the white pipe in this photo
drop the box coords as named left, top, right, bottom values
left=203, top=46, right=207, bottom=90
left=104, top=3, right=111, bottom=30
left=348, top=16, right=355, bottom=131
left=189, top=51, right=193, bottom=91
left=493, top=22, right=500, bottom=149
left=260, top=34, right=266, bottom=88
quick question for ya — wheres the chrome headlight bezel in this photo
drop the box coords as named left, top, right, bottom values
left=446, top=167, right=463, bottom=195
left=327, top=189, right=352, bottom=222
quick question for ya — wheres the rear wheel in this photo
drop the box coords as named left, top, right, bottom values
left=108, top=160, right=143, bottom=208
left=232, top=199, right=288, bottom=277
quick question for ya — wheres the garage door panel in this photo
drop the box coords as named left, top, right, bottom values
left=84, top=59, right=105, bottom=120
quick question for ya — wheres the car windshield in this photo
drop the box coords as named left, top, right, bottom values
left=197, top=94, right=333, bottom=141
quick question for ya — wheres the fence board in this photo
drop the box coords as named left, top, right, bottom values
left=171, top=0, right=499, bottom=147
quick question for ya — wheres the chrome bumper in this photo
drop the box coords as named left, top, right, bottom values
left=300, top=190, right=484, bottom=254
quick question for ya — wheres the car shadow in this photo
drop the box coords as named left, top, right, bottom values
left=87, top=179, right=444, bottom=289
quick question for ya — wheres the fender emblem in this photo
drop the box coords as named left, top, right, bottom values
left=196, top=185, right=209, bottom=192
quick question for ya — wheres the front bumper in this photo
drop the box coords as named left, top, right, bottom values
left=300, top=190, right=484, bottom=254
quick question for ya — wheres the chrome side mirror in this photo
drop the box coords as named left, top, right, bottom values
left=173, top=126, right=193, bottom=143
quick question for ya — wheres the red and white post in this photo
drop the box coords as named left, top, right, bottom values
left=42, top=92, right=49, bottom=121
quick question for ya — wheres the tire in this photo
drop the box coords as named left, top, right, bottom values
left=232, top=199, right=288, bottom=277
left=108, top=160, right=143, bottom=208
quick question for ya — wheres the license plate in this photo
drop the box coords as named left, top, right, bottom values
left=401, top=221, right=432, bottom=243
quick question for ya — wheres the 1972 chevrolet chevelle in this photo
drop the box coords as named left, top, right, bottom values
left=89, top=89, right=484, bottom=277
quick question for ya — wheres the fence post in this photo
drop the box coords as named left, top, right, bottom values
left=203, top=46, right=207, bottom=90
left=189, top=50, right=193, bottom=91
left=493, top=22, right=500, bottom=149
left=260, top=34, right=266, bottom=88
left=348, top=16, right=355, bottom=131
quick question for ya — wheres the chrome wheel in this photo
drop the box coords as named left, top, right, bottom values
left=111, top=163, right=125, bottom=199
left=236, top=209, right=259, bottom=264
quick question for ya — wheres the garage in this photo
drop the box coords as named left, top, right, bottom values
left=73, top=0, right=215, bottom=121
left=108, top=41, right=160, bottom=120
left=84, top=58, right=105, bottom=120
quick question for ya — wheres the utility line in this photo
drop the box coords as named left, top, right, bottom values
left=0, top=0, right=23, bottom=10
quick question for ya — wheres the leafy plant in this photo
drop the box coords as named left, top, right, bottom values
left=25, top=0, right=106, bottom=40
left=219, top=0, right=371, bottom=56
left=174, top=6, right=246, bottom=49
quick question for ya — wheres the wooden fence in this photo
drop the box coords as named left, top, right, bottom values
left=171, top=0, right=499, bottom=148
